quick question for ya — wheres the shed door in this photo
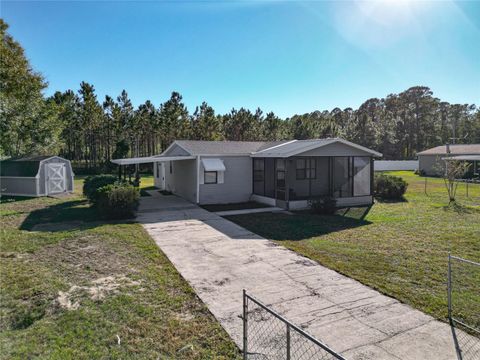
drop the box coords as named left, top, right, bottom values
left=46, top=163, right=66, bottom=194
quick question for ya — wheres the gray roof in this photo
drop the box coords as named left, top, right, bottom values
left=0, top=156, right=54, bottom=177
left=174, top=140, right=289, bottom=155
left=252, top=138, right=383, bottom=158
left=417, top=144, right=480, bottom=156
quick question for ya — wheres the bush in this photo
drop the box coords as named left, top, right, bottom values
left=374, top=174, right=407, bottom=200
left=96, top=183, right=140, bottom=219
left=83, top=175, right=118, bottom=203
left=308, top=196, right=337, bottom=215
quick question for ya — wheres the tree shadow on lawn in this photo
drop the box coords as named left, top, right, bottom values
left=229, top=206, right=372, bottom=241
left=20, top=199, right=134, bottom=232
left=0, top=195, right=36, bottom=204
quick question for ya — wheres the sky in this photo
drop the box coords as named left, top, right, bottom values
left=2, top=0, right=480, bottom=118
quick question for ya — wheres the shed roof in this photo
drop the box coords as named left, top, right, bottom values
left=417, top=144, right=480, bottom=156
left=0, top=156, right=54, bottom=177
left=173, top=140, right=288, bottom=155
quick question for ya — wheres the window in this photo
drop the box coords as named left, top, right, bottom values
left=296, top=159, right=306, bottom=180
left=253, top=159, right=264, bottom=182
left=296, top=158, right=316, bottom=180
left=204, top=171, right=217, bottom=184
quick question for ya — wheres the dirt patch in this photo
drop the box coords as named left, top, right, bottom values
left=55, top=275, right=141, bottom=310
left=31, top=221, right=84, bottom=232
left=33, top=235, right=134, bottom=282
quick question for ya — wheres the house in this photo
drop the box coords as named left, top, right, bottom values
left=417, top=144, right=480, bottom=176
left=112, top=138, right=382, bottom=210
left=0, top=156, right=74, bottom=197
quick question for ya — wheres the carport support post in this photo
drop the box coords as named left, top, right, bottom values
left=118, top=165, right=122, bottom=181
left=243, top=289, right=248, bottom=360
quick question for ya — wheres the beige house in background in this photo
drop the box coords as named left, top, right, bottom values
left=417, top=144, right=480, bottom=176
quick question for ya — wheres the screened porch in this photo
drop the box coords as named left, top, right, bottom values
left=252, top=156, right=373, bottom=209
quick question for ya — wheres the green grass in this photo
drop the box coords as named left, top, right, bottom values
left=226, top=171, right=480, bottom=330
left=0, top=177, right=239, bottom=359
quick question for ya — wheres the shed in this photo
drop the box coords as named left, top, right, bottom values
left=0, top=156, right=74, bottom=197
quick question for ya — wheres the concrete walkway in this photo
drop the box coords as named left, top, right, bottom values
left=137, top=193, right=474, bottom=359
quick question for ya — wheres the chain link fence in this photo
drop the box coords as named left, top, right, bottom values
left=242, top=290, right=346, bottom=360
left=448, top=255, right=480, bottom=360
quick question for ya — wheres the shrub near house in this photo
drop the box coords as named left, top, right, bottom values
left=83, top=174, right=118, bottom=203
left=82, top=175, right=139, bottom=219
left=97, top=183, right=140, bottom=219
left=374, top=174, right=408, bottom=200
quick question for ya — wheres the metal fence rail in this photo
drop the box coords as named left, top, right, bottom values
left=243, top=290, right=346, bottom=360
left=448, top=255, right=480, bottom=360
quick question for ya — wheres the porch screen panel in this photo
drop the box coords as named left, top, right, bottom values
left=253, top=158, right=265, bottom=196
left=265, top=158, right=275, bottom=198
left=311, top=157, right=329, bottom=196
left=353, top=157, right=371, bottom=196
left=333, top=157, right=353, bottom=198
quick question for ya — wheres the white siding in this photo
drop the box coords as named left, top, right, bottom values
left=199, top=156, right=252, bottom=204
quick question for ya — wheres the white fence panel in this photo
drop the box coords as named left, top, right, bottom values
left=374, top=160, right=418, bottom=171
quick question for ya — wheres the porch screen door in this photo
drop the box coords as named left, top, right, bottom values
left=275, top=159, right=286, bottom=200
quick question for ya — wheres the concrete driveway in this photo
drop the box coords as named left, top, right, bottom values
left=137, top=192, right=475, bottom=359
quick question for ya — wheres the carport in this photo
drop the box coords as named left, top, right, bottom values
left=110, top=155, right=196, bottom=186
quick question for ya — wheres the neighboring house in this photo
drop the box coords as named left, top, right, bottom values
left=112, top=138, right=382, bottom=210
left=0, top=156, right=74, bottom=197
left=417, top=144, right=480, bottom=176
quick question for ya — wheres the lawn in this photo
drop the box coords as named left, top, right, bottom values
left=0, top=176, right=239, bottom=359
left=226, top=171, right=480, bottom=330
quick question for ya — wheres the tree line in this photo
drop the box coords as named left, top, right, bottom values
left=2, top=19, right=479, bottom=172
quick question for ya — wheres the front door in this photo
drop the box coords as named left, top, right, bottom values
left=46, top=163, right=66, bottom=194
left=156, top=162, right=166, bottom=190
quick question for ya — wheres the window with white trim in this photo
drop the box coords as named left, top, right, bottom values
left=204, top=171, right=217, bottom=184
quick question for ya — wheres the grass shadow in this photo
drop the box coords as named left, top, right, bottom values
left=0, top=195, right=36, bottom=204
left=19, top=199, right=134, bottom=232
left=374, top=196, right=408, bottom=204
left=443, top=202, right=480, bottom=215
left=226, top=207, right=372, bottom=241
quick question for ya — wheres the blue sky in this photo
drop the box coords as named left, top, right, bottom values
left=2, top=0, right=480, bottom=117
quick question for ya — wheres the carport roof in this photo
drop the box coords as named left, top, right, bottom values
left=111, top=155, right=195, bottom=165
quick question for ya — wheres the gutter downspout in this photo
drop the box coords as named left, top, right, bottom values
left=196, top=155, right=200, bottom=204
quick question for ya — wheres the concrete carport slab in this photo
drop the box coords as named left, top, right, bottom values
left=137, top=192, right=476, bottom=360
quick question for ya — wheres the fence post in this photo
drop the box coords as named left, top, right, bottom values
left=243, top=289, right=248, bottom=360
left=447, top=254, right=452, bottom=322
left=286, top=323, right=291, bottom=360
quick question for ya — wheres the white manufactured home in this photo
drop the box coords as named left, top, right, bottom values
left=112, top=138, right=382, bottom=210
left=0, top=156, right=74, bottom=197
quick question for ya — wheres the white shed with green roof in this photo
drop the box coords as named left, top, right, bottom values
left=0, top=156, right=74, bottom=197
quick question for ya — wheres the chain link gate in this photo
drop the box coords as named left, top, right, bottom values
left=242, top=290, right=346, bottom=360
left=448, top=255, right=480, bottom=360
